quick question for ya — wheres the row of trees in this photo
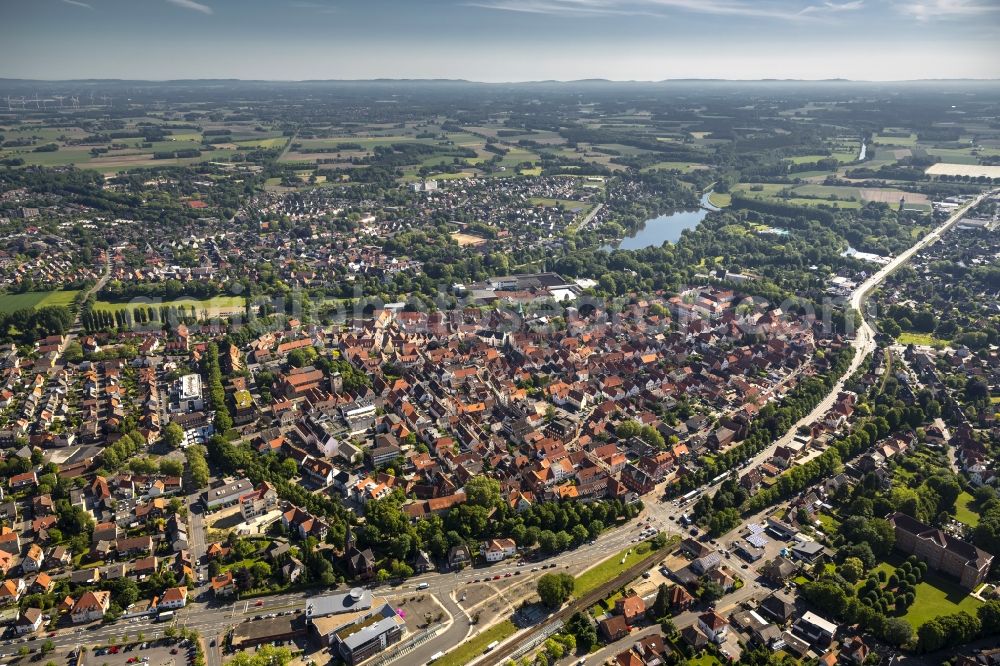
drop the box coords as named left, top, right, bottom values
left=203, top=342, right=232, bottom=432
left=687, top=347, right=852, bottom=516
left=0, top=305, right=73, bottom=343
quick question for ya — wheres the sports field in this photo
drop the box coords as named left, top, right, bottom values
left=93, top=295, right=246, bottom=317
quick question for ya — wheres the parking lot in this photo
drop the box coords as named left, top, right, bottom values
left=87, top=640, right=196, bottom=666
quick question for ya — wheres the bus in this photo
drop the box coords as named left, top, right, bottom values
left=157, top=611, right=175, bottom=622
left=678, top=489, right=699, bottom=506
left=484, top=641, right=500, bottom=653
left=427, top=652, right=444, bottom=664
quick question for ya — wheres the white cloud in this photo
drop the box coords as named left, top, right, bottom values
left=468, top=0, right=866, bottom=20
left=798, top=0, right=864, bottom=16
left=61, top=0, right=94, bottom=8
left=894, top=0, right=1000, bottom=20
left=166, top=0, right=214, bottom=14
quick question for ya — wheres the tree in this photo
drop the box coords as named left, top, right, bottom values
left=543, top=638, right=564, bottom=660
left=163, top=422, right=185, bottom=449
left=565, top=612, right=597, bottom=652
left=465, top=476, right=502, bottom=510
left=882, top=617, right=914, bottom=646
left=978, top=599, right=1000, bottom=635
left=650, top=583, right=671, bottom=620
left=838, top=557, right=864, bottom=583
left=700, top=580, right=725, bottom=603
left=159, top=458, right=184, bottom=477
left=228, top=646, right=293, bottom=666
left=537, top=573, right=575, bottom=609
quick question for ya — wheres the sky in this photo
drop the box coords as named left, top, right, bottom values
left=0, top=0, right=998, bottom=81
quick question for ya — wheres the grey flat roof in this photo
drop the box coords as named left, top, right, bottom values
left=339, top=612, right=401, bottom=651
left=305, top=589, right=372, bottom=618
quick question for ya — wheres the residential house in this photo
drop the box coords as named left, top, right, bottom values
left=482, top=538, right=517, bottom=563
left=697, top=611, right=728, bottom=643
left=21, top=544, right=43, bottom=572
left=0, top=578, right=25, bottom=604
left=16, top=607, right=42, bottom=635
left=158, top=586, right=188, bottom=610
left=211, top=571, right=236, bottom=597
left=615, top=594, right=646, bottom=624
left=600, top=615, right=630, bottom=642
left=71, top=590, right=111, bottom=623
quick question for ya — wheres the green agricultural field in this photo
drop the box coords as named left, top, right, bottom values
left=732, top=183, right=786, bottom=195
left=641, top=161, right=709, bottom=173
left=781, top=197, right=862, bottom=209
left=499, top=147, right=540, bottom=167
left=5, top=147, right=95, bottom=167
left=231, top=137, right=288, bottom=149
left=923, top=148, right=979, bottom=165
left=787, top=154, right=833, bottom=165
left=875, top=133, right=918, bottom=147
left=0, top=290, right=80, bottom=314
left=792, top=184, right=863, bottom=199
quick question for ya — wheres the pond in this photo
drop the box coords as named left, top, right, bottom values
left=602, top=207, right=708, bottom=251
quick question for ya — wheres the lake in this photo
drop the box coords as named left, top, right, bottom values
left=602, top=207, right=707, bottom=251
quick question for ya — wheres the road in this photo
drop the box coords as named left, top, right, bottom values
left=69, top=252, right=112, bottom=334
left=573, top=202, right=604, bottom=232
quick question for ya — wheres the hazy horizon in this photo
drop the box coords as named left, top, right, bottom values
left=2, top=0, right=998, bottom=82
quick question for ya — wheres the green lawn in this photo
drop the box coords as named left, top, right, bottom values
left=954, top=491, right=981, bottom=527
left=868, top=554, right=982, bottom=628
left=575, top=537, right=676, bottom=598
left=905, top=571, right=982, bottom=627
left=93, top=295, right=245, bottom=316
left=433, top=619, right=515, bottom=666
left=688, top=653, right=724, bottom=666
left=815, top=511, right=841, bottom=534
left=708, top=192, right=732, bottom=207
left=0, top=289, right=80, bottom=314
left=897, top=331, right=949, bottom=348
left=527, top=197, right=589, bottom=211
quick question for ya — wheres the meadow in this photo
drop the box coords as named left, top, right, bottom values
left=0, top=290, right=80, bottom=314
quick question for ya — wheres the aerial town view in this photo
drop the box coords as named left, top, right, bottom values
left=0, top=2, right=998, bottom=666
